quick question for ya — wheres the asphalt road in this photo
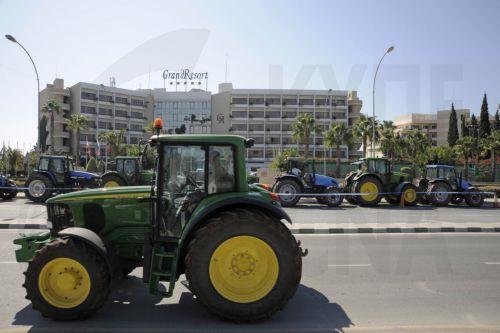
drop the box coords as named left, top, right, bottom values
left=1, top=197, right=499, bottom=229
left=1, top=231, right=500, bottom=332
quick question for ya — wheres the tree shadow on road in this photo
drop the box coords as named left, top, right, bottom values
left=12, top=279, right=353, bottom=333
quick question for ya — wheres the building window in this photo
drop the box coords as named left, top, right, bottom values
left=282, top=98, right=297, bottom=106
left=202, top=101, right=208, bottom=109
left=249, top=97, right=264, bottom=105
left=130, top=124, right=143, bottom=132
left=99, top=94, right=113, bottom=103
left=81, top=92, right=97, bottom=100
left=232, top=111, right=247, bottom=118
left=98, top=108, right=113, bottom=116
left=131, top=111, right=143, bottom=119
left=98, top=121, right=112, bottom=129
left=86, top=121, right=96, bottom=129
left=81, top=106, right=96, bottom=114
left=131, top=98, right=144, bottom=106
left=299, top=98, right=313, bottom=106
left=231, top=97, right=247, bottom=105
left=115, top=123, right=127, bottom=130
left=115, top=96, right=128, bottom=104
left=115, top=109, right=128, bottom=118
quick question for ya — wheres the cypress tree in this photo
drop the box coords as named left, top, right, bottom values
left=479, top=93, right=491, bottom=138
left=494, top=109, right=500, bottom=131
left=447, top=103, right=459, bottom=147
left=460, top=114, right=468, bottom=137
left=470, top=114, right=478, bottom=138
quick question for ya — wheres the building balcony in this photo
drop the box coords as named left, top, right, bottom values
left=57, top=131, right=71, bottom=139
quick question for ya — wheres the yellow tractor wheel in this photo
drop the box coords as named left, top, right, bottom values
left=185, top=208, right=302, bottom=322
left=23, top=238, right=110, bottom=320
left=354, top=177, right=382, bottom=206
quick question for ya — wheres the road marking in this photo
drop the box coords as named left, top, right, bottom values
left=328, top=263, right=371, bottom=267
left=0, top=261, right=18, bottom=264
left=483, top=262, right=500, bottom=265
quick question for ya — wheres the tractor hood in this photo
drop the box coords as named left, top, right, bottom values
left=314, top=174, right=339, bottom=187
left=47, top=185, right=151, bottom=203
left=69, top=170, right=100, bottom=180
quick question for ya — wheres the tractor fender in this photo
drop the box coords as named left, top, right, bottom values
left=101, top=171, right=128, bottom=185
left=58, top=227, right=118, bottom=279
left=29, top=171, right=57, bottom=187
left=273, top=175, right=304, bottom=192
left=180, top=197, right=292, bottom=246
left=353, top=173, right=383, bottom=185
left=394, top=181, right=413, bottom=193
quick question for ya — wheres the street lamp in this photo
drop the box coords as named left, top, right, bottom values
left=5, top=34, right=40, bottom=150
left=372, top=46, right=394, bottom=157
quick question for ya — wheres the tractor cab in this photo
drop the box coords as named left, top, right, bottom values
left=422, top=165, right=461, bottom=190
left=37, top=156, right=75, bottom=185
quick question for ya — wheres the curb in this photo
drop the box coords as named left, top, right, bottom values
left=2, top=223, right=500, bottom=234
left=289, top=227, right=500, bottom=234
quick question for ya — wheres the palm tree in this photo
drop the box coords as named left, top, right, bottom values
left=66, top=114, right=88, bottom=165
left=480, top=130, right=500, bottom=182
left=378, top=120, right=398, bottom=161
left=353, top=114, right=378, bottom=158
left=453, top=136, right=476, bottom=180
left=41, top=99, right=62, bottom=153
left=98, top=129, right=126, bottom=158
left=324, top=122, right=354, bottom=177
left=291, top=114, right=321, bottom=158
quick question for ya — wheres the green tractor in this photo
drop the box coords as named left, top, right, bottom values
left=13, top=131, right=304, bottom=322
left=101, top=156, right=154, bottom=188
left=343, top=157, right=419, bottom=206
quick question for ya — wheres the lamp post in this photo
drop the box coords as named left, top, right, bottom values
left=372, top=46, right=394, bottom=157
left=5, top=34, right=40, bottom=151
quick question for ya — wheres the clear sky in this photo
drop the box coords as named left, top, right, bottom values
left=1, top=0, right=499, bottom=150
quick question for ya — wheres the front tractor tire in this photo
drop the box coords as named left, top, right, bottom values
left=185, top=208, right=302, bottom=322
left=400, top=183, right=420, bottom=206
left=23, top=238, right=110, bottom=320
left=274, top=179, right=301, bottom=207
left=354, top=177, right=382, bottom=206
left=25, top=174, right=53, bottom=203
left=101, top=174, right=126, bottom=188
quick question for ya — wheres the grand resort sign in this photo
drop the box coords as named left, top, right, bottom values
left=162, top=69, right=208, bottom=91
left=163, top=69, right=208, bottom=80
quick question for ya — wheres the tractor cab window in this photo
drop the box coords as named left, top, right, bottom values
left=441, top=168, right=456, bottom=182
left=67, top=160, right=74, bottom=171
left=208, top=146, right=235, bottom=194
left=367, top=160, right=388, bottom=174
left=38, top=158, right=50, bottom=171
left=160, top=145, right=206, bottom=237
left=50, top=158, right=66, bottom=174
left=123, top=159, right=136, bottom=177
left=426, top=168, right=438, bottom=180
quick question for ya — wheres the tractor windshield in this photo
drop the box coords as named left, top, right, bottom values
left=157, top=144, right=236, bottom=237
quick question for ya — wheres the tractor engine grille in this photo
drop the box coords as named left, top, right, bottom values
left=47, top=203, right=73, bottom=233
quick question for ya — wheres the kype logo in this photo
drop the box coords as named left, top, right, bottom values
left=163, top=68, right=208, bottom=80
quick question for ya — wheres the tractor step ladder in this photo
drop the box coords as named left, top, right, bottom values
left=148, top=242, right=180, bottom=298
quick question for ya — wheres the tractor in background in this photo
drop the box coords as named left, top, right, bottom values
left=100, top=156, right=153, bottom=187
left=24, top=155, right=101, bottom=202
left=273, top=157, right=342, bottom=207
left=418, top=164, right=484, bottom=207
left=343, top=157, right=419, bottom=207
left=0, top=174, right=18, bottom=200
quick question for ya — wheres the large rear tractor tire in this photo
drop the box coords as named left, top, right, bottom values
left=429, top=182, right=452, bottom=206
left=101, top=174, right=126, bottom=188
left=274, top=179, right=301, bottom=207
left=465, top=188, right=484, bottom=207
left=23, top=238, right=110, bottom=320
left=25, top=174, right=53, bottom=203
left=185, top=208, right=302, bottom=322
left=354, top=177, right=382, bottom=206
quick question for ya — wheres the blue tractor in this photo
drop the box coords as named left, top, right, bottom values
left=24, top=155, right=101, bottom=203
left=418, top=164, right=484, bottom=207
left=273, top=157, right=342, bottom=207
left=0, top=174, right=18, bottom=200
